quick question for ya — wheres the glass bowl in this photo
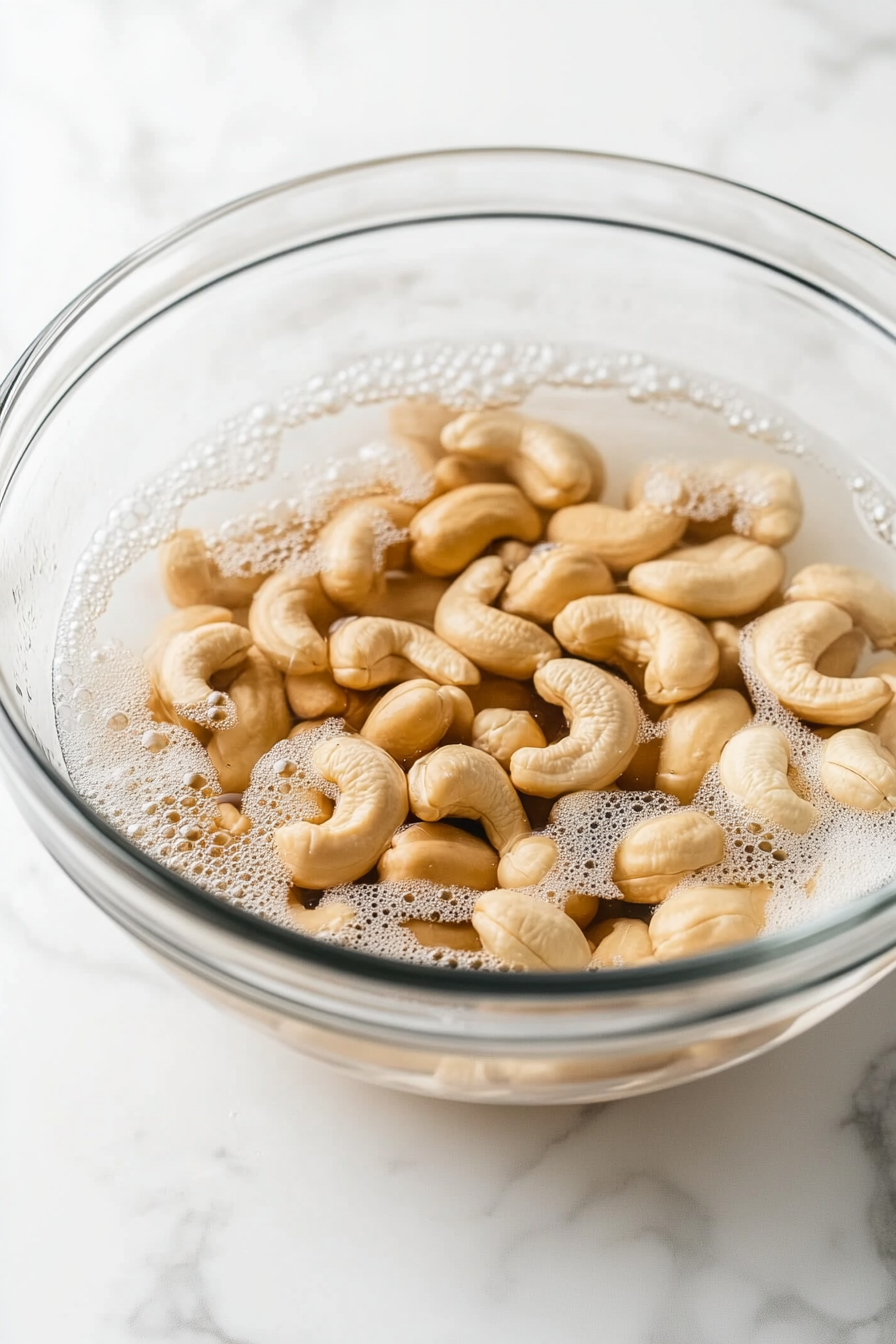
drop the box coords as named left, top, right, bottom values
left=4, top=148, right=896, bottom=1105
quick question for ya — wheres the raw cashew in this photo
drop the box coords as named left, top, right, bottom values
left=501, top=543, right=615, bottom=624
left=409, top=484, right=542, bottom=577
left=360, top=679, right=474, bottom=763
left=496, top=834, right=559, bottom=888
left=471, top=889, right=591, bottom=970
left=157, top=623, right=253, bottom=729
left=495, top=540, right=533, bottom=571
left=612, top=811, right=726, bottom=903
left=472, top=708, right=546, bottom=769
left=554, top=595, right=719, bottom=704
left=508, top=659, right=640, bottom=797
left=631, top=458, right=803, bottom=547
left=751, top=601, right=892, bottom=725
left=159, top=529, right=265, bottom=608
left=441, top=409, right=604, bottom=508
left=656, top=689, right=754, bottom=803
left=207, top=651, right=293, bottom=792
left=816, top=628, right=867, bottom=679
left=565, top=891, right=601, bottom=928
left=407, top=744, right=531, bottom=856
left=354, top=573, right=450, bottom=628
left=707, top=620, right=747, bottom=695
left=145, top=605, right=233, bottom=682
left=317, top=495, right=417, bottom=608
left=590, top=918, right=657, bottom=969
left=434, top=557, right=560, bottom=679
left=627, top=536, right=785, bottom=618
left=719, top=724, right=818, bottom=833
left=433, top=456, right=509, bottom=493
left=404, top=920, right=483, bottom=952
left=329, top=616, right=480, bottom=689
left=378, top=821, right=499, bottom=888
left=216, top=802, right=253, bottom=837
left=285, top=671, right=347, bottom=719
left=785, top=564, right=896, bottom=648
left=821, top=729, right=896, bottom=811
left=649, top=883, right=771, bottom=961
left=546, top=501, right=687, bottom=574
left=248, top=572, right=339, bottom=675
left=275, top=736, right=408, bottom=887
left=288, top=902, right=356, bottom=936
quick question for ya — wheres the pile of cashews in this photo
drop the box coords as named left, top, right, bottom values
left=143, top=401, right=896, bottom=972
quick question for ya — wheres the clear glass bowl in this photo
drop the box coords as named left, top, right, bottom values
left=4, top=149, right=896, bottom=1104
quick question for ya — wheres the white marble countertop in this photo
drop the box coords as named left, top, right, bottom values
left=4, top=1, right=896, bottom=1340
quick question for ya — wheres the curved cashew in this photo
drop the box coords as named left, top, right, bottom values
left=407, top=744, right=530, bottom=855
left=612, top=811, right=726, bottom=903
left=508, top=659, right=640, bottom=797
left=649, top=883, right=771, bottom=961
left=354, top=573, right=450, bottom=628
left=360, top=679, right=474, bottom=763
left=434, top=557, right=560, bottom=679
left=441, top=410, right=604, bottom=508
left=275, top=736, right=408, bottom=887
left=719, top=724, right=818, bottom=833
left=317, top=495, right=417, bottom=608
left=495, top=539, right=533, bottom=571
left=471, top=889, right=591, bottom=970
left=329, top=616, right=480, bottom=690
left=817, top=628, right=867, bottom=679
left=157, top=623, right=253, bottom=730
left=821, top=729, right=896, bottom=811
left=501, top=543, right=615, bottom=624
left=409, top=484, right=542, bottom=577
left=206, top=651, right=293, bottom=792
left=496, top=834, right=559, bottom=888
left=285, top=671, right=347, bottom=719
left=564, top=891, right=601, bottom=928
left=378, top=821, right=498, bottom=889
left=785, top=564, right=896, bottom=649
left=707, top=620, right=748, bottom=695
left=590, top=918, right=657, bottom=969
left=472, top=708, right=546, bottom=769
left=751, top=601, right=892, bottom=725
left=433, top=456, right=509, bottom=493
left=159, top=529, right=265, bottom=608
left=553, top=595, right=719, bottom=704
left=628, top=536, right=785, bottom=618
left=546, top=501, right=686, bottom=574
left=248, top=572, right=339, bottom=675
left=145, top=604, right=233, bottom=681
left=216, top=802, right=254, bottom=837
left=656, top=689, right=754, bottom=803
left=631, top=458, right=803, bottom=547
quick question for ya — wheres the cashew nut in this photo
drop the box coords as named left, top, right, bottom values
left=433, top=456, right=509, bottom=493
left=590, top=918, right=657, bottom=969
left=317, top=495, right=417, bottom=608
left=816, top=628, right=867, bottom=679
left=718, top=724, right=818, bottom=833
left=441, top=409, right=604, bottom=508
left=288, top=901, right=356, bottom=936
left=409, top=483, right=542, bottom=577
left=471, top=708, right=546, bottom=769
left=216, top=802, right=253, bottom=836
left=157, top=623, right=253, bottom=730
left=612, top=811, right=727, bottom=903
left=207, top=650, right=293, bottom=792
left=495, top=540, right=533, bottom=571
left=145, top=604, right=233, bottom=682
left=500, top=543, right=615, bottom=624
left=378, top=821, right=498, bottom=889
left=471, top=889, right=591, bottom=970
left=248, top=572, right=340, bottom=675
left=329, top=616, right=480, bottom=690
left=655, top=689, right=754, bottom=803
left=631, top=458, right=803, bottom=547
left=554, top=595, right=719, bottom=704
left=388, top=400, right=455, bottom=466
left=275, top=736, right=409, bottom=887
left=546, top=501, right=687, bottom=574
left=434, top=557, right=560, bottom=679
left=785, top=564, right=896, bottom=649
left=360, top=679, right=474, bottom=763
left=407, top=744, right=530, bottom=856
left=159, top=529, right=265, bottom=608
left=627, top=535, right=785, bottom=618
left=649, top=883, right=771, bottom=961
left=861, top=660, right=896, bottom=753
left=508, top=659, right=640, bottom=797
left=285, top=671, right=347, bottom=719
left=354, top=573, right=450, bottom=627
left=751, top=601, right=892, bottom=725
left=496, top=834, right=559, bottom=888
left=821, top=729, right=896, bottom=811
left=707, top=620, right=748, bottom=695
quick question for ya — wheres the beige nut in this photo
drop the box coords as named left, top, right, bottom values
left=145, top=605, right=233, bottom=682
left=248, top=572, right=340, bottom=676
left=631, top=458, right=803, bottom=547
left=157, top=623, right=253, bottom=730
left=378, top=821, right=499, bottom=889
left=649, top=883, right=771, bottom=961
left=404, top=920, right=483, bottom=952
left=471, top=708, right=546, bottom=769
left=494, top=540, right=533, bottom=571
left=441, top=409, right=604, bottom=508
left=861, top=661, right=896, bottom=753
left=751, top=601, right=892, bottom=725
left=500, top=543, right=615, bottom=624
left=159, top=529, right=265, bottom=609
left=707, top=620, right=747, bottom=695
left=785, top=564, right=896, bottom=649
left=354, top=573, right=450, bottom=628
left=496, top=834, right=559, bottom=888
left=388, top=400, right=455, bottom=466
left=554, top=594, right=719, bottom=704
left=288, top=901, right=356, bottom=936
left=434, top=556, right=560, bottom=679
left=589, top=918, right=657, bottom=969
left=285, top=671, right=347, bottom=719
left=433, top=456, right=509, bottom=493
left=275, top=736, right=408, bottom=887
left=816, top=628, right=868, bottom=679
left=627, top=536, right=785, bottom=619
left=612, top=811, right=726, bottom=903
left=508, top=659, right=640, bottom=798
left=821, top=728, right=896, bottom=811
left=565, top=891, right=602, bottom=929
left=546, top=501, right=687, bottom=574
left=317, top=495, right=417, bottom=608
left=360, top=679, right=474, bottom=764
left=206, top=650, right=293, bottom=792
left=216, top=802, right=253, bottom=837
left=329, top=616, right=480, bottom=690
left=719, top=724, right=818, bottom=833
left=407, top=744, right=530, bottom=856
left=409, top=483, right=543, bottom=577
left=656, top=689, right=754, bottom=803
left=471, top=889, right=591, bottom=970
